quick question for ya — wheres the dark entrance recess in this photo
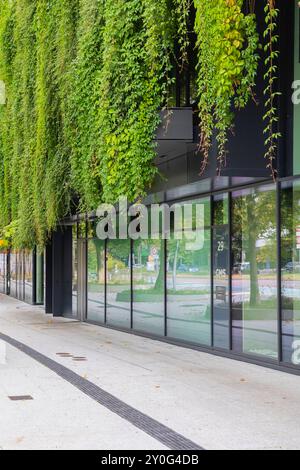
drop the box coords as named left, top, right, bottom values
left=47, top=227, right=73, bottom=317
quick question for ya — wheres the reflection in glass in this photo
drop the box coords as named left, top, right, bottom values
left=35, top=251, right=44, bottom=304
left=213, top=194, right=230, bottom=349
left=281, top=181, right=300, bottom=364
left=232, top=186, right=278, bottom=359
left=0, top=252, right=7, bottom=294
left=107, top=239, right=131, bottom=328
left=167, top=197, right=211, bottom=345
left=87, top=239, right=105, bottom=323
left=133, top=240, right=165, bottom=336
left=24, top=250, right=33, bottom=303
left=10, top=251, right=17, bottom=298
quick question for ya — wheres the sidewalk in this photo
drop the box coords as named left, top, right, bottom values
left=0, top=294, right=300, bottom=450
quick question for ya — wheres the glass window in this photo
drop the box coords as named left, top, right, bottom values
left=17, top=251, right=24, bottom=301
left=35, top=250, right=44, bottom=304
left=133, top=239, right=165, bottom=336
left=87, top=239, right=105, bottom=323
left=167, top=197, right=211, bottom=346
left=106, top=239, right=131, bottom=329
left=232, top=185, right=278, bottom=360
left=213, top=194, right=230, bottom=350
left=0, top=252, right=7, bottom=294
left=24, top=250, right=33, bottom=303
left=281, top=181, right=300, bottom=365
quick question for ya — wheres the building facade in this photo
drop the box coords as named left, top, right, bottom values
left=2, top=1, right=300, bottom=374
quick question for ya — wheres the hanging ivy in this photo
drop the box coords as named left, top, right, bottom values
left=69, top=0, right=105, bottom=211
left=174, top=0, right=192, bottom=67
left=263, top=0, right=281, bottom=179
left=194, top=0, right=260, bottom=173
left=96, top=0, right=176, bottom=205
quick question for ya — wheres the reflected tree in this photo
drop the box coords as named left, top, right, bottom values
left=233, top=188, right=276, bottom=307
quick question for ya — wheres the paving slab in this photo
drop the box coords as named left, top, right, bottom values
left=0, top=294, right=300, bottom=450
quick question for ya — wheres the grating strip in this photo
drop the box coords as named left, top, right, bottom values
left=0, top=331, right=203, bottom=451
left=9, top=395, right=33, bottom=401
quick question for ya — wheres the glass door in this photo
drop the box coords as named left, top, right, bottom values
left=213, top=194, right=230, bottom=350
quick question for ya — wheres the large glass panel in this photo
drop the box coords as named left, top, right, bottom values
left=107, top=239, right=131, bottom=328
left=167, top=197, right=211, bottom=345
left=24, top=250, right=33, bottom=303
left=281, top=181, right=300, bottom=365
left=232, top=185, right=278, bottom=360
left=72, top=225, right=78, bottom=317
left=133, top=240, right=165, bottom=336
left=213, top=194, right=230, bottom=349
left=87, top=239, right=105, bottom=323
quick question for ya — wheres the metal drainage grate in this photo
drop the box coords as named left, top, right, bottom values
left=9, top=396, right=33, bottom=401
left=0, top=331, right=203, bottom=451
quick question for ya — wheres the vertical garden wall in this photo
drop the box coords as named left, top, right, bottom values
left=0, top=1, right=280, bottom=248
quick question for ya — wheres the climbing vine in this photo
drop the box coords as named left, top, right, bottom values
left=0, top=0, right=282, bottom=248
left=263, top=0, right=281, bottom=179
left=69, top=0, right=105, bottom=210
left=194, top=0, right=260, bottom=173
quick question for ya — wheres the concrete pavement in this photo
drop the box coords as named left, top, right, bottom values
left=0, top=295, right=300, bottom=450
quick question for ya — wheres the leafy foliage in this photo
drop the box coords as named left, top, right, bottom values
left=0, top=0, right=180, bottom=246
left=0, top=1, right=280, bottom=247
left=194, top=0, right=260, bottom=173
left=263, top=0, right=281, bottom=179
left=96, top=0, right=175, bottom=204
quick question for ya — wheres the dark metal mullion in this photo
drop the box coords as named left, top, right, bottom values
left=277, top=181, right=283, bottom=363
left=164, top=238, right=168, bottom=338
left=185, top=66, right=190, bottom=107
left=84, top=238, right=88, bottom=322
left=32, top=248, right=37, bottom=305
left=229, top=192, right=233, bottom=351
left=23, top=250, right=25, bottom=302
